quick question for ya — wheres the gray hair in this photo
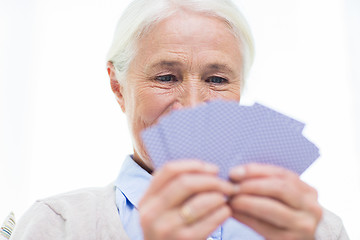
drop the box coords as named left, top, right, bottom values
left=106, top=0, right=255, bottom=87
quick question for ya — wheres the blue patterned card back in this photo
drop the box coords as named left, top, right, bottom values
left=141, top=100, right=319, bottom=178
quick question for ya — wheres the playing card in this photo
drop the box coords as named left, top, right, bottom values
left=201, top=101, right=247, bottom=178
left=252, top=103, right=305, bottom=133
left=141, top=100, right=319, bottom=178
left=141, top=124, right=169, bottom=165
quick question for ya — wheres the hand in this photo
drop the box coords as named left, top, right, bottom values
left=228, top=164, right=322, bottom=240
left=138, top=160, right=236, bottom=240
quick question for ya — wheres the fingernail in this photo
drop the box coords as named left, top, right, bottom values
left=234, top=167, right=246, bottom=177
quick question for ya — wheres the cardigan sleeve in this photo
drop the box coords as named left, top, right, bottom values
left=315, top=208, right=350, bottom=240
left=10, top=201, right=65, bottom=240
left=9, top=185, right=130, bottom=240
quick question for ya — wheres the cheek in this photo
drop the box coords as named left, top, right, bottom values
left=133, top=86, right=175, bottom=127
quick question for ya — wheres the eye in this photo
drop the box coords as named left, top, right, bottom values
left=155, top=74, right=177, bottom=82
left=206, top=76, right=228, bottom=84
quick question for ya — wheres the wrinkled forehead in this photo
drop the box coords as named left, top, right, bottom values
left=137, top=9, right=241, bottom=49
left=133, top=11, right=241, bottom=64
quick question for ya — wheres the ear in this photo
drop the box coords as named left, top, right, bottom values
left=107, top=62, right=126, bottom=113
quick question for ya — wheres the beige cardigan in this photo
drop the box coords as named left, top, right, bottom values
left=10, top=184, right=349, bottom=240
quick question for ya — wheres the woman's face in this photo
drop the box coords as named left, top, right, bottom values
left=111, top=11, right=243, bottom=171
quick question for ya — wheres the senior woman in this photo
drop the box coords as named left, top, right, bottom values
left=11, top=0, right=348, bottom=239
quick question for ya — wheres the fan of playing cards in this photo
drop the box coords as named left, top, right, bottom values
left=141, top=100, right=319, bottom=179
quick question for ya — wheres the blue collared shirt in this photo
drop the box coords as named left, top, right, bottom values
left=114, top=155, right=263, bottom=240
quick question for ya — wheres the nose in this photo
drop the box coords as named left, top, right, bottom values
left=173, top=79, right=207, bottom=110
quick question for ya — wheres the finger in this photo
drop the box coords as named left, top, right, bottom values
left=151, top=173, right=236, bottom=210
left=229, top=163, right=299, bottom=182
left=234, top=212, right=319, bottom=240
left=233, top=212, right=292, bottom=240
left=141, top=160, right=219, bottom=202
left=138, top=173, right=235, bottom=223
left=142, top=196, right=230, bottom=240
left=141, top=210, right=180, bottom=240
left=230, top=194, right=298, bottom=229
left=180, top=192, right=228, bottom=224
left=177, top=205, right=232, bottom=240
left=234, top=177, right=316, bottom=209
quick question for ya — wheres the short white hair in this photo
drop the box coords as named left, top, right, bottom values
left=106, top=0, right=255, bottom=87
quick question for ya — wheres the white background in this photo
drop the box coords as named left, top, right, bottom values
left=1, top=0, right=359, bottom=238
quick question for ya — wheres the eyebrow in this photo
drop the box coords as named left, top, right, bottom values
left=202, top=63, right=238, bottom=79
left=204, top=63, right=235, bottom=74
left=149, top=60, right=183, bottom=69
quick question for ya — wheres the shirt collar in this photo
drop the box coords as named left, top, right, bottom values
left=115, top=155, right=152, bottom=209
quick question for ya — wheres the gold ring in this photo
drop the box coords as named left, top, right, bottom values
left=179, top=205, right=195, bottom=225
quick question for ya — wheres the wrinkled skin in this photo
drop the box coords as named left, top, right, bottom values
left=108, top=10, right=322, bottom=240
